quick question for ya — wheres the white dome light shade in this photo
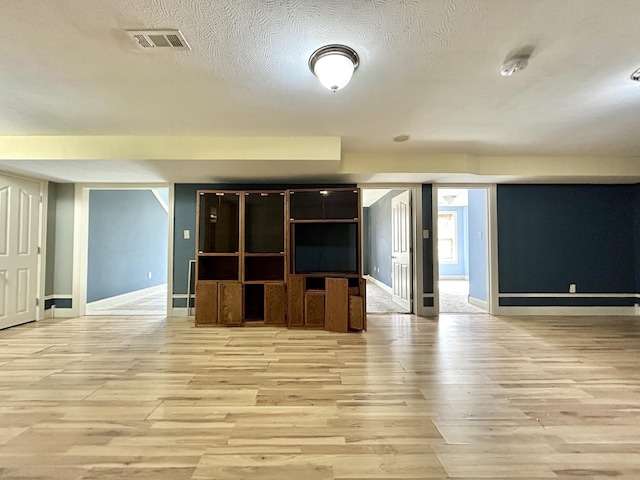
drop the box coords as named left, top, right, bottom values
left=314, top=53, right=354, bottom=91
left=309, top=45, right=359, bottom=92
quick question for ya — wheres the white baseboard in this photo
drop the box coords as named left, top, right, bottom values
left=171, top=307, right=191, bottom=318
left=87, top=284, right=166, bottom=312
left=468, top=296, right=488, bottom=310
left=496, top=306, right=637, bottom=316
left=364, top=275, right=392, bottom=294
left=53, top=308, right=75, bottom=318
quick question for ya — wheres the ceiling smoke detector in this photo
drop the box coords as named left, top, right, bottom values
left=500, top=55, right=529, bottom=77
left=127, top=29, right=190, bottom=50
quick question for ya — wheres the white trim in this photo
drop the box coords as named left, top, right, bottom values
left=413, top=185, right=425, bottom=317
left=364, top=274, right=392, bottom=294
left=43, top=294, right=72, bottom=301
left=468, top=296, right=488, bottom=310
left=152, top=188, right=169, bottom=213
left=37, top=180, right=47, bottom=322
left=496, top=306, right=637, bottom=316
left=487, top=185, right=499, bottom=315
left=167, top=185, right=175, bottom=318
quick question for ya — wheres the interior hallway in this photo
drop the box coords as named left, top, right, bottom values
left=1, top=313, right=639, bottom=479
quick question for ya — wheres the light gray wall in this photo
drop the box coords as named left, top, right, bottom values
left=45, top=183, right=57, bottom=297
left=53, top=183, right=74, bottom=296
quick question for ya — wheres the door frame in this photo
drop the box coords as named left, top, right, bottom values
left=358, top=184, right=423, bottom=315
left=0, top=172, right=47, bottom=325
left=73, top=183, right=174, bottom=317
left=433, top=184, right=498, bottom=315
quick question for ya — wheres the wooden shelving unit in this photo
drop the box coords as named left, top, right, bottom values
left=194, top=187, right=365, bottom=332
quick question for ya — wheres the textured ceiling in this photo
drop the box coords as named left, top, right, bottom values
left=1, top=0, right=640, bottom=183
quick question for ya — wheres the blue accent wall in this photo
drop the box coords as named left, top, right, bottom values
left=438, top=206, right=468, bottom=277
left=497, top=185, right=635, bottom=303
left=87, top=190, right=168, bottom=302
left=468, top=188, right=488, bottom=302
left=422, top=184, right=434, bottom=298
left=634, top=184, right=640, bottom=295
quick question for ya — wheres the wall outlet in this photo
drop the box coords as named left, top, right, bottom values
left=183, top=229, right=190, bottom=239
left=148, top=272, right=152, bottom=279
left=569, top=283, right=576, bottom=293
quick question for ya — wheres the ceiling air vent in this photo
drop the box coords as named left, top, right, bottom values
left=126, top=29, right=190, bottom=51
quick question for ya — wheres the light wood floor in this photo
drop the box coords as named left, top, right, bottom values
left=1, top=313, right=640, bottom=479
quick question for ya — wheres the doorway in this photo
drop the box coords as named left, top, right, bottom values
left=82, top=187, right=169, bottom=316
left=436, top=187, right=490, bottom=314
left=362, top=188, right=413, bottom=314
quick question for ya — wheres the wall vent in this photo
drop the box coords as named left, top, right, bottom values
left=126, top=30, right=190, bottom=51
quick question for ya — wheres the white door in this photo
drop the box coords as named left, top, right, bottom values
left=0, top=175, right=40, bottom=330
left=391, top=190, right=411, bottom=310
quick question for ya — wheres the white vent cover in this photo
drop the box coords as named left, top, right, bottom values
left=126, top=30, right=190, bottom=50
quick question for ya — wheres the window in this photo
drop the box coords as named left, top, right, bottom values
left=438, top=211, right=458, bottom=263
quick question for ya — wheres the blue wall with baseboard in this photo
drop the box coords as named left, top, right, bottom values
left=496, top=184, right=635, bottom=306
left=635, top=185, right=640, bottom=295
left=87, top=189, right=168, bottom=302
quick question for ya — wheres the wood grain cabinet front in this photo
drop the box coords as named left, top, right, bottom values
left=195, top=281, right=218, bottom=326
left=218, top=282, right=243, bottom=326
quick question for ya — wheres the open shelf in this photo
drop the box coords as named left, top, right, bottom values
left=289, top=189, right=359, bottom=220
left=244, top=283, right=265, bottom=321
left=197, top=255, right=239, bottom=281
left=244, top=255, right=285, bottom=281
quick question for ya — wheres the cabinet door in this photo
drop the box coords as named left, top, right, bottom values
left=348, top=295, right=364, bottom=331
left=198, top=192, right=240, bottom=253
left=305, top=292, right=325, bottom=327
left=245, top=193, right=285, bottom=253
left=218, top=282, right=243, bottom=325
left=325, top=278, right=349, bottom=333
left=195, top=281, right=218, bottom=326
left=264, top=283, right=285, bottom=325
left=287, top=276, right=304, bottom=327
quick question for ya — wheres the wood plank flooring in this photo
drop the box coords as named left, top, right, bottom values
left=1, top=313, right=640, bottom=479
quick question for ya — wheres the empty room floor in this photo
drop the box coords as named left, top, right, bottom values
left=1, top=313, right=639, bottom=479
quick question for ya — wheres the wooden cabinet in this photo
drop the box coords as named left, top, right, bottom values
left=195, top=187, right=365, bottom=331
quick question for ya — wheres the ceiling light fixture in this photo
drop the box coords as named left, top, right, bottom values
left=631, top=68, right=640, bottom=82
left=500, top=55, right=529, bottom=77
left=309, top=44, right=359, bottom=92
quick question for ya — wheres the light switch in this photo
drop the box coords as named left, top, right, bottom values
left=183, top=229, right=190, bottom=239
left=423, top=229, right=429, bottom=239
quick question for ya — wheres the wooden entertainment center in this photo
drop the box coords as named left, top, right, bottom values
left=194, top=187, right=366, bottom=332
